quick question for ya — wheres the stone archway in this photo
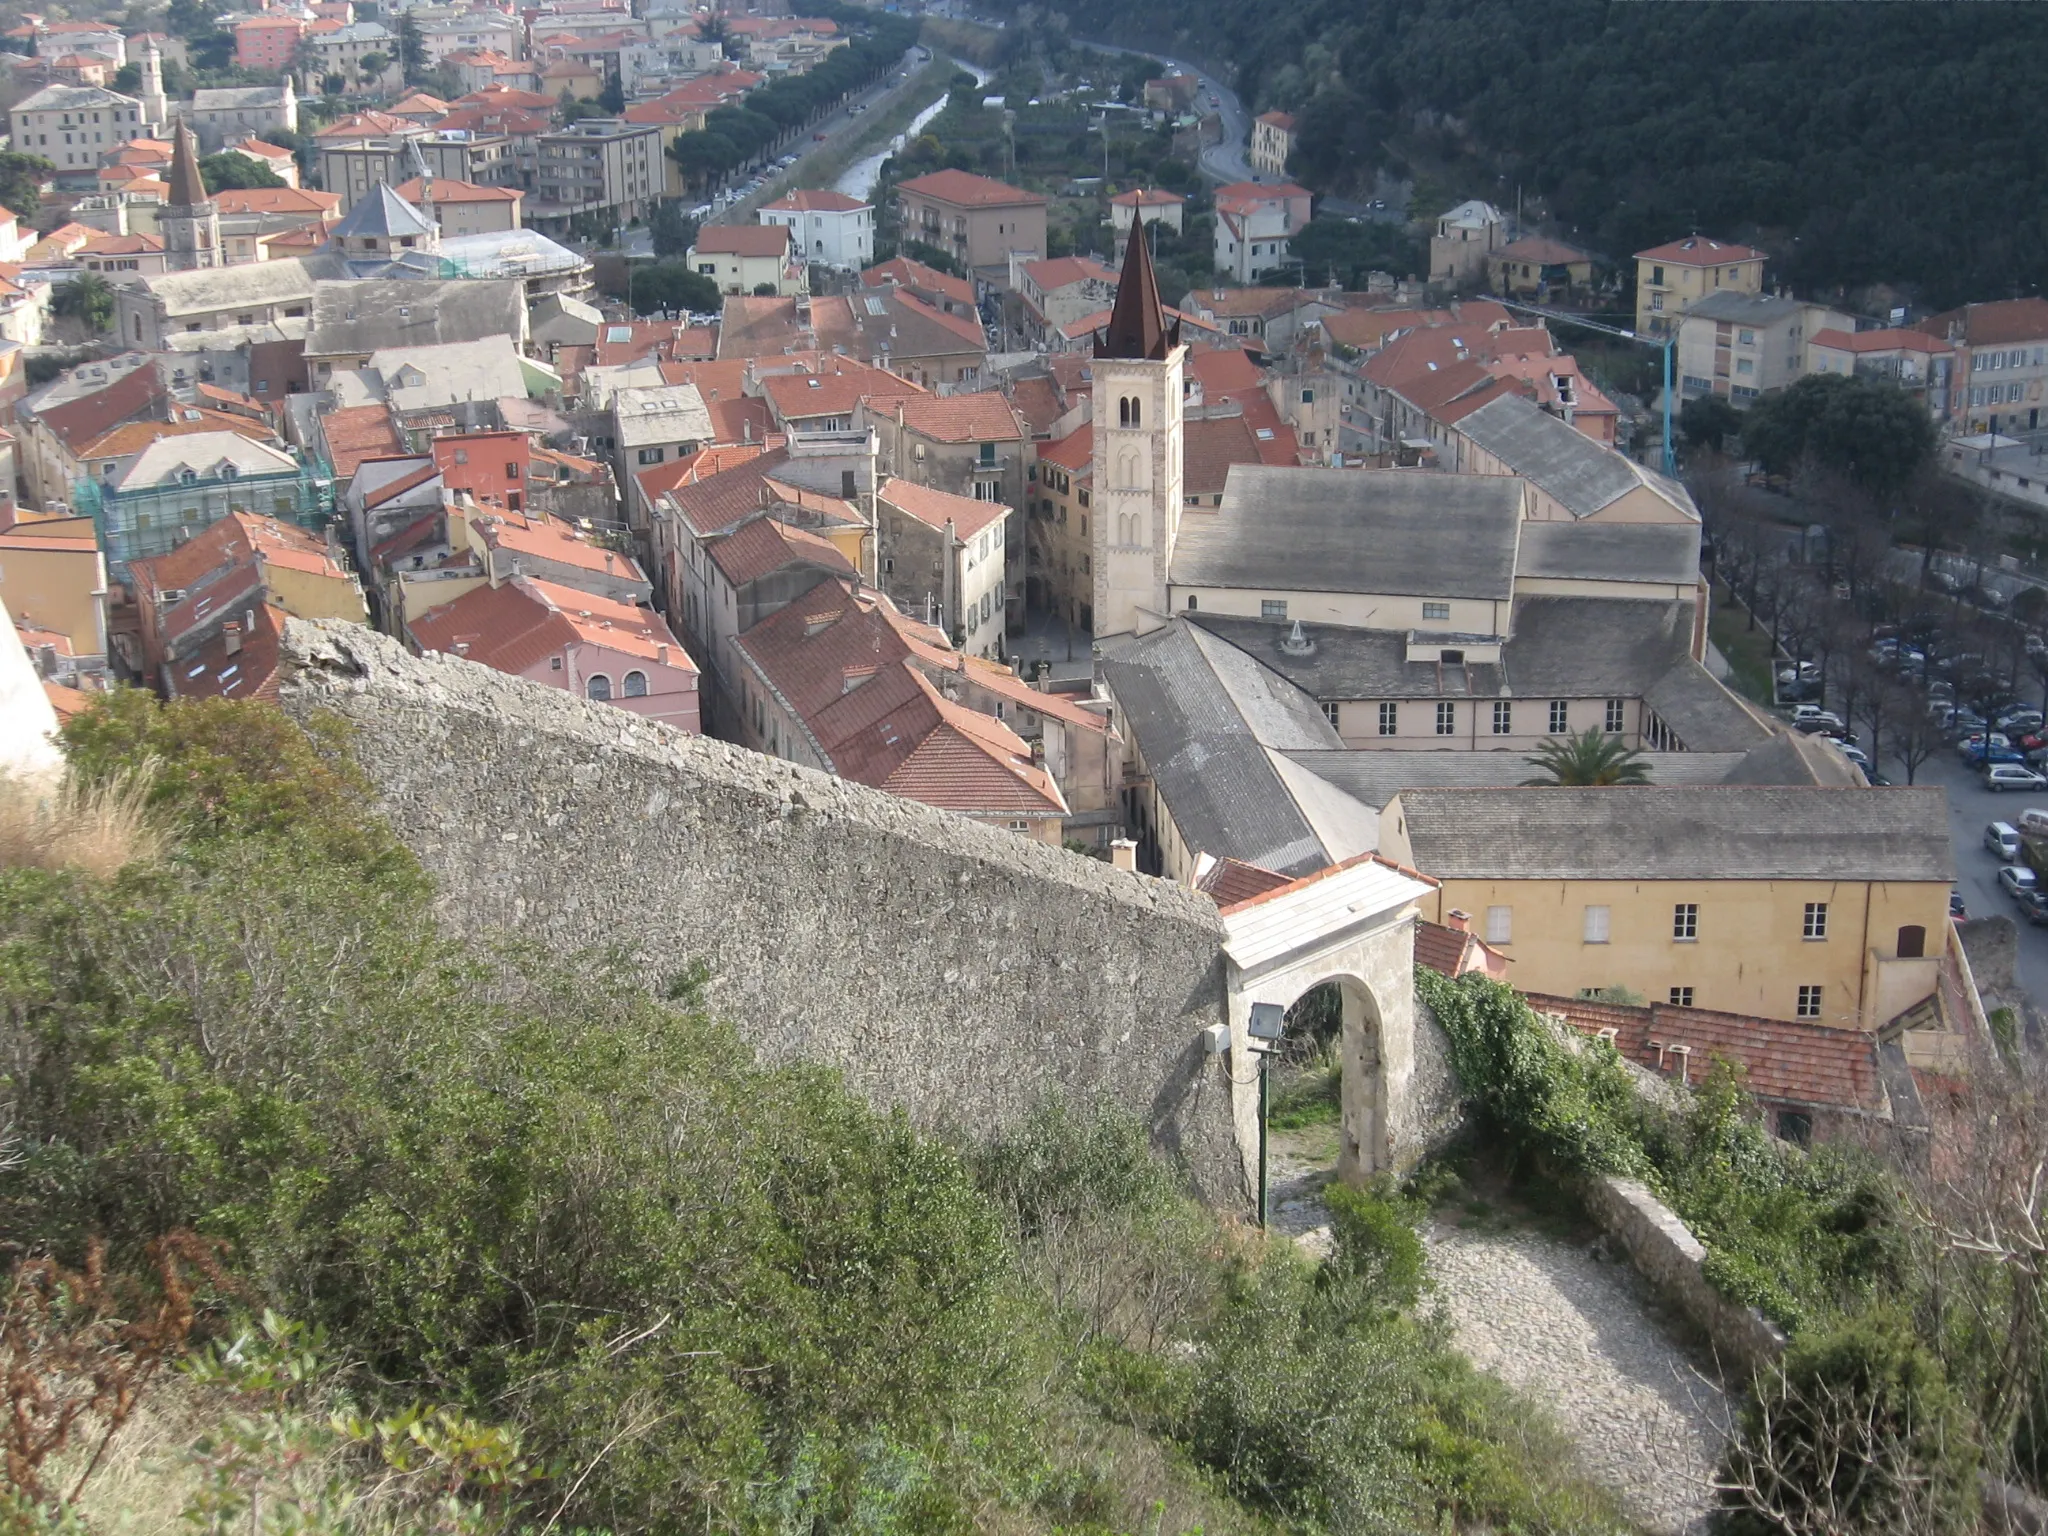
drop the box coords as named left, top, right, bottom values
left=1217, top=858, right=1435, bottom=1202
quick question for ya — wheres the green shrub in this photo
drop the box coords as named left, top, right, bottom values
left=1324, top=1180, right=1426, bottom=1312
left=1719, top=1313, right=1978, bottom=1534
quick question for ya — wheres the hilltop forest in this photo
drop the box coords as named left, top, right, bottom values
left=1003, top=0, right=2048, bottom=308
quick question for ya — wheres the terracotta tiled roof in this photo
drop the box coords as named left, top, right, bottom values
left=862, top=255, right=973, bottom=310
left=1413, top=919, right=1478, bottom=977
left=759, top=359, right=907, bottom=421
left=1232, top=391, right=1300, bottom=465
left=762, top=188, right=866, bottom=213
left=878, top=477, right=1007, bottom=540
left=474, top=511, right=647, bottom=580
left=1188, top=344, right=1265, bottom=397
left=896, top=168, right=1045, bottom=209
left=1196, top=855, right=1290, bottom=906
left=211, top=186, right=339, bottom=217
left=166, top=602, right=284, bottom=703
left=411, top=574, right=693, bottom=676
left=43, top=680, right=92, bottom=719
left=1109, top=186, right=1183, bottom=208
left=319, top=403, right=404, bottom=479
left=75, top=410, right=273, bottom=463
left=890, top=391, right=1025, bottom=444
left=454, top=86, right=554, bottom=109
left=655, top=444, right=793, bottom=536
left=1634, top=235, right=1765, bottom=266
left=694, top=224, right=791, bottom=258
left=1037, top=421, right=1091, bottom=473
left=314, top=109, right=417, bottom=139
left=705, top=513, right=853, bottom=588
left=1526, top=992, right=1886, bottom=1115
left=1915, top=296, right=2048, bottom=347
left=433, top=102, right=552, bottom=136
left=389, top=91, right=453, bottom=115
left=1023, top=255, right=1115, bottom=291
left=1005, top=374, right=1064, bottom=436
left=733, top=578, right=1064, bottom=818
left=391, top=176, right=521, bottom=204
left=22, top=364, right=161, bottom=456
left=130, top=509, right=342, bottom=598
left=1181, top=414, right=1261, bottom=498
left=79, top=232, right=163, bottom=256
left=1255, top=110, right=1296, bottom=131
left=1812, top=327, right=1952, bottom=355
left=635, top=440, right=773, bottom=506
left=705, top=394, right=772, bottom=445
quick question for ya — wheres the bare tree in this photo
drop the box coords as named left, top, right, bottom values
left=1885, top=690, right=1943, bottom=785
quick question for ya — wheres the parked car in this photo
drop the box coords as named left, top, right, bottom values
left=1999, top=864, right=2039, bottom=899
left=1966, top=744, right=2026, bottom=768
left=1997, top=708, right=2044, bottom=731
left=1988, top=821, right=2024, bottom=858
left=1794, top=710, right=1847, bottom=736
left=1951, top=890, right=1969, bottom=920
left=1837, top=742, right=1872, bottom=768
left=1987, top=764, right=2048, bottom=792
left=1958, top=732, right=2012, bottom=756
left=2019, top=888, right=2048, bottom=925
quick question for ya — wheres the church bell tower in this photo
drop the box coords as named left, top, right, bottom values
left=1089, top=219, right=1186, bottom=639
left=161, top=124, right=221, bottom=272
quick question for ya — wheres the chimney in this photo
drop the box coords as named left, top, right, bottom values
left=1029, top=739, right=1045, bottom=765
left=1109, top=838, right=1137, bottom=872
left=657, top=642, right=669, bottom=665
left=1445, top=908, right=1471, bottom=933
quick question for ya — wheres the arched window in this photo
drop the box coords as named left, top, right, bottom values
left=1896, top=924, right=1926, bottom=960
left=1117, top=396, right=1130, bottom=427
left=1187, top=594, right=1197, bottom=610
left=623, top=670, right=648, bottom=698
left=1130, top=396, right=1141, bottom=428
left=1118, top=451, right=1139, bottom=489
left=586, top=674, right=612, bottom=701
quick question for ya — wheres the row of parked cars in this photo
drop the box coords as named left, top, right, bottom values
left=1985, top=814, right=2048, bottom=923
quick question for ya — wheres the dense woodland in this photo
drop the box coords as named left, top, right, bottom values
left=1003, top=0, right=2048, bottom=308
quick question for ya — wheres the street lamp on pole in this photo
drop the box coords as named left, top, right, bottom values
left=1247, top=1001, right=1286, bottom=1227
left=1494, top=297, right=1677, bottom=476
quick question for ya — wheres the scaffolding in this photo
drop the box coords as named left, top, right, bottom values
left=78, top=453, right=336, bottom=583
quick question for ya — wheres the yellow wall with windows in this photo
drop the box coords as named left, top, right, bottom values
left=1394, top=871, right=1949, bottom=1028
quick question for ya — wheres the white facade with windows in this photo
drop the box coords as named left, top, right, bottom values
left=10, top=85, right=146, bottom=176
left=757, top=191, right=874, bottom=271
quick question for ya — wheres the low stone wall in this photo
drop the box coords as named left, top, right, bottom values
left=276, top=622, right=1251, bottom=1207
left=1581, top=1174, right=1789, bottom=1380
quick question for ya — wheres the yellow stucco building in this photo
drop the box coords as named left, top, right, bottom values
left=1634, top=235, right=1766, bottom=340
left=1379, top=785, right=1954, bottom=1029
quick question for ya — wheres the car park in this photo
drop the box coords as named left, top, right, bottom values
left=1966, top=744, right=2026, bottom=768
left=1958, top=732, right=2011, bottom=755
left=1986, top=764, right=2048, bottom=792
left=1999, top=864, right=2039, bottom=899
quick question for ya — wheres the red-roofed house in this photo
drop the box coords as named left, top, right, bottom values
left=729, top=575, right=1067, bottom=838
left=1633, top=235, right=1766, bottom=339
left=127, top=510, right=364, bottom=688
left=862, top=255, right=974, bottom=316
left=1211, top=182, right=1311, bottom=284
left=895, top=169, right=1047, bottom=270
left=876, top=477, right=1010, bottom=659
left=1109, top=187, right=1184, bottom=237
left=687, top=223, right=804, bottom=297
left=866, top=393, right=1028, bottom=623
left=1009, top=255, right=1117, bottom=347
left=409, top=573, right=699, bottom=732
left=392, top=176, right=523, bottom=235
left=1808, top=326, right=1955, bottom=421
left=809, top=287, right=986, bottom=390
left=757, top=188, right=872, bottom=271
left=1249, top=110, right=1296, bottom=177
left=1489, top=236, right=1593, bottom=298
left=78, top=231, right=165, bottom=277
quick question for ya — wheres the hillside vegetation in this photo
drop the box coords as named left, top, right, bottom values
left=0, top=691, right=1628, bottom=1535
left=1008, top=0, right=2048, bottom=307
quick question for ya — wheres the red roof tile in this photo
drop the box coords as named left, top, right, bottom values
left=1634, top=235, right=1766, bottom=267
left=319, top=404, right=404, bottom=480
left=889, top=391, right=1025, bottom=444
left=1180, top=414, right=1260, bottom=498
left=762, top=188, right=866, bottom=213
left=166, top=602, right=285, bottom=703
left=1527, top=992, right=1885, bottom=1113
left=896, top=168, right=1045, bottom=209
left=411, top=574, right=692, bottom=676
left=1037, top=421, right=1091, bottom=473
left=878, top=477, right=1007, bottom=540
left=862, top=255, right=974, bottom=310
left=1196, top=855, right=1290, bottom=906
left=705, top=513, right=853, bottom=588
left=694, top=224, right=791, bottom=258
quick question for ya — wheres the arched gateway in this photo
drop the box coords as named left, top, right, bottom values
left=1214, top=857, right=1438, bottom=1193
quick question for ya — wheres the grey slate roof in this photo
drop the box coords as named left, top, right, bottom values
left=1643, top=659, right=1774, bottom=751
left=1099, top=621, right=1370, bottom=877
left=1287, top=748, right=1749, bottom=809
left=304, top=279, right=526, bottom=359
left=1683, top=290, right=1810, bottom=325
left=1721, top=730, right=1863, bottom=788
left=1514, top=519, right=1701, bottom=586
left=329, top=185, right=437, bottom=242
left=1170, top=465, right=1524, bottom=600
left=1392, top=786, right=1955, bottom=882
left=1459, top=394, right=1694, bottom=520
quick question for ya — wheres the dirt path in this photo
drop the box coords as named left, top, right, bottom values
left=1265, top=1131, right=1728, bottom=1535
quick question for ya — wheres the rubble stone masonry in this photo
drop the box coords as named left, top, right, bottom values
left=276, top=621, right=1251, bottom=1205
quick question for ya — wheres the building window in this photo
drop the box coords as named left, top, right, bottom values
left=1774, top=1110, right=1812, bottom=1146
left=1422, top=601, right=1449, bottom=621
left=637, top=447, right=663, bottom=464
left=586, top=674, right=612, bottom=701
left=1669, top=986, right=1694, bottom=1007
left=1897, top=924, right=1926, bottom=959
left=1485, top=905, right=1512, bottom=945
left=1378, top=702, right=1398, bottom=736
left=1321, top=701, right=1339, bottom=728
left=1605, top=698, right=1625, bottom=734
left=1492, top=700, right=1512, bottom=735
left=1261, top=599, right=1287, bottom=620
left=623, top=670, right=647, bottom=697
left=1673, top=903, right=1698, bottom=941
left=1436, top=701, right=1455, bottom=735
left=1796, top=984, right=1823, bottom=1019
left=1583, top=905, right=1610, bottom=944
left=1549, top=699, right=1568, bottom=733
left=1802, top=902, right=1828, bottom=940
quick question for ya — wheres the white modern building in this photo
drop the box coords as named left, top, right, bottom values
left=757, top=189, right=873, bottom=271
left=10, top=84, right=146, bottom=178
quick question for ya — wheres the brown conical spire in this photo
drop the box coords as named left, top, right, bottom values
left=167, top=123, right=208, bottom=209
left=1095, top=217, right=1179, bottom=361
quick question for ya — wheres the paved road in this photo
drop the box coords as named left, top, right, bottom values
left=1072, top=39, right=1255, bottom=184
left=1904, top=743, right=2048, bottom=1005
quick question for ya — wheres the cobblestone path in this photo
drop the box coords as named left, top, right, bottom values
left=1265, top=1136, right=1728, bottom=1534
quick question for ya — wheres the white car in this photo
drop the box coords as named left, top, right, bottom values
left=1987, top=764, right=2048, bottom=792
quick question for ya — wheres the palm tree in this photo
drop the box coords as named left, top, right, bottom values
left=1522, top=728, right=1653, bottom=786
